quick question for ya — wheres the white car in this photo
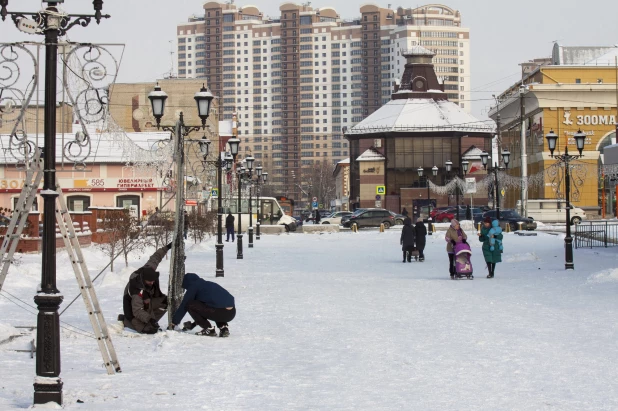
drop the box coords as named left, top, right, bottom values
left=526, top=199, right=586, bottom=225
left=321, top=211, right=353, bottom=225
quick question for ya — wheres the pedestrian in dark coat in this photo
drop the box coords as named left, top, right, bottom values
left=225, top=212, right=235, bottom=242
left=122, top=243, right=171, bottom=334
left=400, top=217, right=416, bottom=263
left=171, top=273, right=236, bottom=337
left=414, top=217, right=427, bottom=261
left=314, top=210, right=321, bottom=224
left=402, top=208, right=409, bottom=217
left=183, top=210, right=190, bottom=239
left=479, top=217, right=503, bottom=278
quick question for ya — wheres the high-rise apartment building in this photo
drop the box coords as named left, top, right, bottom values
left=176, top=2, right=470, bottom=200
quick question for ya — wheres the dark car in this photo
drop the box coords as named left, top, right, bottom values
left=481, top=209, right=537, bottom=231
left=342, top=208, right=395, bottom=229
left=389, top=211, right=406, bottom=225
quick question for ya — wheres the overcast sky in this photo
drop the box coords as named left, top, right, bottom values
left=2, top=0, right=617, bottom=120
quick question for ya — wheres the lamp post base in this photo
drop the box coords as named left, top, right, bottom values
left=237, top=234, right=244, bottom=259
left=33, top=377, right=63, bottom=406
left=256, top=222, right=260, bottom=240
left=565, top=235, right=575, bottom=270
left=427, top=219, right=433, bottom=235
left=215, top=242, right=224, bottom=277
left=248, top=227, right=254, bottom=248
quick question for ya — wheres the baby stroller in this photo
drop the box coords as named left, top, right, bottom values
left=452, top=242, right=474, bottom=280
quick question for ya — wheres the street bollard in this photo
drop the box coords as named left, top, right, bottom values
left=248, top=226, right=254, bottom=248
left=353, top=224, right=358, bottom=233
left=237, top=233, right=244, bottom=259
left=518, top=222, right=523, bottom=231
left=432, top=224, right=436, bottom=233
left=505, top=223, right=511, bottom=233
left=477, top=222, right=481, bottom=235
left=379, top=223, right=384, bottom=233
left=256, top=222, right=260, bottom=240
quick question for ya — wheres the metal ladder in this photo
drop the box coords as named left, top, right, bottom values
left=0, top=150, right=43, bottom=292
left=0, top=149, right=121, bottom=374
left=54, top=184, right=121, bottom=374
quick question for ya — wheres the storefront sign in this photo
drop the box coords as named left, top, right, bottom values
left=363, top=167, right=380, bottom=174
left=0, top=179, right=24, bottom=189
left=74, top=178, right=156, bottom=189
left=563, top=111, right=617, bottom=126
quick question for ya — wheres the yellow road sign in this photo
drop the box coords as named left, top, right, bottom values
left=376, top=186, right=386, bottom=195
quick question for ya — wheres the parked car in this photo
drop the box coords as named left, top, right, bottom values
left=481, top=209, right=537, bottom=231
left=526, top=199, right=586, bottom=225
left=341, top=209, right=366, bottom=226
left=342, top=208, right=395, bottom=230
left=304, top=209, right=331, bottom=223
left=430, top=206, right=453, bottom=218
left=434, top=208, right=456, bottom=223
left=321, top=211, right=353, bottom=225
left=389, top=211, right=406, bottom=225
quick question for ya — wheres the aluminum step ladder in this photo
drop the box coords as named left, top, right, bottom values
left=0, top=149, right=121, bottom=374
left=55, top=183, right=121, bottom=374
left=0, top=150, right=43, bottom=292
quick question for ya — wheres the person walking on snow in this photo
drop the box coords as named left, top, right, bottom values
left=225, top=212, right=235, bottom=242
left=414, top=217, right=427, bottom=261
left=183, top=210, right=190, bottom=240
left=445, top=219, right=468, bottom=279
left=400, top=217, right=416, bottom=263
left=479, top=217, right=503, bottom=278
left=121, top=243, right=172, bottom=334
left=171, top=273, right=236, bottom=337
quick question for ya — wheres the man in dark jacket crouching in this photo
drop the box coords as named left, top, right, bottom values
left=171, top=273, right=236, bottom=337
left=121, top=243, right=172, bottom=334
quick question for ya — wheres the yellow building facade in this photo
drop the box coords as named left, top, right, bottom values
left=491, top=63, right=618, bottom=216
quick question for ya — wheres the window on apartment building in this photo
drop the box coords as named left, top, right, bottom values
left=575, top=78, right=581, bottom=83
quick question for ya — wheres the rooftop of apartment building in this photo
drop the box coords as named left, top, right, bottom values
left=178, top=3, right=465, bottom=28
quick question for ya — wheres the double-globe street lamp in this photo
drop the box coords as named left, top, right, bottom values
left=148, top=83, right=219, bottom=276
left=236, top=162, right=250, bottom=259
left=479, top=149, right=511, bottom=220
left=243, top=156, right=256, bottom=249
left=417, top=166, right=438, bottom=235
left=445, top=159, right=469, bottom=220
left=255, top=169, right=268, bottom=240
left=196, top=135, right=239, bottom=276
left=545, top=129, right=586, bottom=270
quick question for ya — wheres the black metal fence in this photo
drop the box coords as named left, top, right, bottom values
left=574, top=221, right=618, bottom=248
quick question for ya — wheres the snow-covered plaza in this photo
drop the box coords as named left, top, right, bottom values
left=1, top=227, right=617, bottom=410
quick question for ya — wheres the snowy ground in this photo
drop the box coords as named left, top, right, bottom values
left=1, top=227, right=617, bottom=410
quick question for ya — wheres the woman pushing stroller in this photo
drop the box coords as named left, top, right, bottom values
left=445, top=219, right=468, bottom=279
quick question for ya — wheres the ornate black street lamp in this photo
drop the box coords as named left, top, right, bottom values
left=255, top=165, right=263, bottom=240
left=445, top=159, right=469, bottom=220
left=480, top=149, right=510, bottom=220
left=147, top=83, right=214, bottom=274
left=196, top=136, right=236, bottom=276
left=1, top=1, right=111, bottom=405
left=244, top=156, right=255, bottom=248
left=546, top=129, right=586, bottom=270
left=417, top=166, right=438, bottom=235
left=236, top=164, right=245, bottom=259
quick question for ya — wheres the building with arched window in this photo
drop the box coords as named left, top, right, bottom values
left=490, top=43, right=618, bottom=217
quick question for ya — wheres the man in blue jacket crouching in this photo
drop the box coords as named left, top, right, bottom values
left=170, top=273, right=236, bottom=337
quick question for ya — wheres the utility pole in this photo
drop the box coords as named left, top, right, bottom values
left=520, top=84, right=527, bottom=218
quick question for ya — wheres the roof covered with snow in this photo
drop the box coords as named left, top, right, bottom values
left=0, top=123, right=171, bottom=165
left=552, top=43, right=618, bottom=66
left=356, top=148, right=385, bottom=162
left=346, top=99, right=494, bottom=135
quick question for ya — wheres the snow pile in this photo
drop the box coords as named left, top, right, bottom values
left=587, top=268, right=618, bottom=283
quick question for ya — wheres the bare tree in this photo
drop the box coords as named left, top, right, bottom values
left=301, top=160, right=336, bottom=209
left=97, top=209, right=146, bottom=271
left=188, top=210, right=217, bottom=243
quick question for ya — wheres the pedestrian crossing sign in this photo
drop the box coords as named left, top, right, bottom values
left=376, top=186, right=386, bottom=195
left=211, top=188, right=218, bottom=198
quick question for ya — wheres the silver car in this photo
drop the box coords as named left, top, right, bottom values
left=321, top=211, right=353, bottom=225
